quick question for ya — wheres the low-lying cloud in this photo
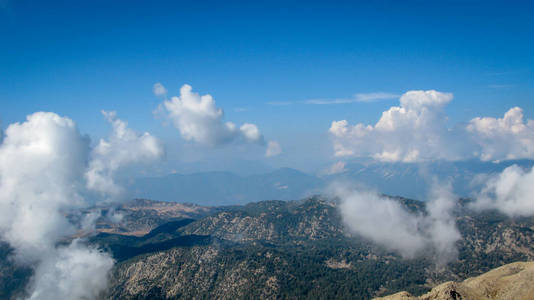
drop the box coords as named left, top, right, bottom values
left=321, top=161, right=346, bottom=176
left=0, top=111, right=163, bottom=299
left=155, top=83, right=281, bottom=157
left=471, top=164, right=534, bottom=217
left=334, top=181, right=460, bottom=264
left=86, top=111, right=164, bottom=199
left=28, top=240, right=114, bottom=300
left=329, top=90, right=534, bottom=162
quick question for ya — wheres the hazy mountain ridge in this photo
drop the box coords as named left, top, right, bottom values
left=129, top=161, right=534, bottom=206
left=327, top=159, right=534, bottom=200
left=131, top=168, right=323, bottom=205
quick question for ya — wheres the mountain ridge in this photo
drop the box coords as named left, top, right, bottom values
left=98, top=196, right=534, bottom=299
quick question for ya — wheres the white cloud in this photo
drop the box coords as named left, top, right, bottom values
left=487, top=84, right=514, bottom=89
left=337, top=187, right=425, bottom=258
left=0, top=111, right=161, bottom=299
left=334, top=181, right=460, bottom=264
left=240, top=123, right=263, bottom=143
left=329, top=90, right=458, bottom=162
left=355, top=92, right=400, bottom=102
left=86, top=111, right=164, bottom=199
left=0, top=112, right=88, bottom=259
left=425, top=183, right=462, bottom=265
left=329, top=90, right=534, bottom=163
left=471, top=164, right=534, bottom=217
left=322, top=161, right=346, bottom=175
left=305, top=92, right=399, bottom=105
left=265, top=140, right=282, bottom=157
left=467, top=107, right=534, bottom=161
left=266, top=101, right=293, bottom=106
left=268, top=92, right=398, bottom=106
left=153, top=82, right=167, bottom=97
left=29, top=240, right=114, bottom=300
left=158, top=83, right=267, bottom=147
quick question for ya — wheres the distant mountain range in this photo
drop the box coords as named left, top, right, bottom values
left=130, top=160, right=534, bottom=204
left=130, top=168, right=324, bottom=205
left=327, top=159, right=534, bottom=200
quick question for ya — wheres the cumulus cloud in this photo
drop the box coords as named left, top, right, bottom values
left=0, top=111, right=161, bottom=299
left=329, top=90, right=534, bottom=163
left=157, top=84, right=267, bottom=147
left=85, top=111, right=164, bottom=199
left=0, top=112, right=88, bottom=259
left=471, top=164, right=534, bottom=217
left=334, top=181, right=460, bottom=264
left=265, top=140, right=282, bottom=157
left=467, top=107, right=534, bottom=161
left=330, top=90, right=457, bottom=162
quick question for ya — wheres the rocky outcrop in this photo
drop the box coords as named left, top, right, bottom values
left=375, top=261, right=534, bottom=300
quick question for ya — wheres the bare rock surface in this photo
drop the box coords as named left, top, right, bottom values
left=375, top=261, right=534, bottom=300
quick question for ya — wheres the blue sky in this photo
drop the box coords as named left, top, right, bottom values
left=1, top=0, right=534, bottom=173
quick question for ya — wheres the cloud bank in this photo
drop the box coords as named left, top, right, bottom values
left=334, top=181, right=460, bottom=264
left=329, top=90, right=534, bottom=162
left=0, top=111, right=163, bottom=299
left=155, top=83, right=281, bottom=157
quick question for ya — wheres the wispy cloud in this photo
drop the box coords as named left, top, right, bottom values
left=488, top=84, right=514, bottom=89
left=485, top=69, right=527, bottom=76
left=354, top=92, right=400, bottom=102
left=268, top=92, right=398, bottom=106
left=304, top=92, right=398, bottom=105
left=266, top=101, right=293, bottom=106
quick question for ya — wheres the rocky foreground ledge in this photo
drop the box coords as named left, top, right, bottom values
left=375, top=261, right=534, bottom=300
